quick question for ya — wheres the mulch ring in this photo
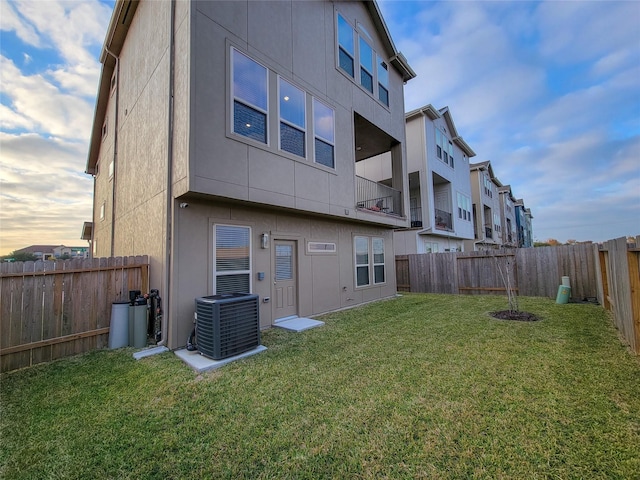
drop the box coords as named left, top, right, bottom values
left=490, top=310, right=540, bottom=322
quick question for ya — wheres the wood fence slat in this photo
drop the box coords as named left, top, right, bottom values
left=0, top=257, right=150, bottom=372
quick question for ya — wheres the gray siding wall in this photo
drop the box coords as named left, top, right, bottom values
left=170, top=200, right=398, bottom=347
left=188, top=1, right=408, bottom=227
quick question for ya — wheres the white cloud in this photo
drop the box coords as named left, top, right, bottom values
left=1, top=55, right=95, bottom=140
left=0, top=0, right=41, bottom=46
left=0, top=132, right=93, bottom=253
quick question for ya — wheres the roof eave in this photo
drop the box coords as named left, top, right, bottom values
left=85, top=0, right=139, bottom=175
left=366, top=1, right=416, bottom=82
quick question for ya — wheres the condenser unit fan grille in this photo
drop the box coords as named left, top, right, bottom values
left=195, top=293, right=260, bottom=360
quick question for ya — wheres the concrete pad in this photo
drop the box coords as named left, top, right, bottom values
left=174, top=345, right=267, bottom=373
left=274, top=317, right=325, bottom=332
left=133, top=345, right=169, bottom=360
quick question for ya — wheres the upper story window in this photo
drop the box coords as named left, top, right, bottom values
left=337, top=14, right=355, bottom=77
left=483, top=174, right=493, bottom=198
left=313, top=99, right=335, bottom=169
left=435, top=128, right=453, bottom=167
left=279, top=78, right=306, bottom=158
left=377, top=56, right=389, bottom=106
left=457, top=192, right=471, bottom=221
left=232, top=48, right=268, bottom=144
left=337, top=12, right=389, bottom=107
left=359, top=37, right=374, bottom=93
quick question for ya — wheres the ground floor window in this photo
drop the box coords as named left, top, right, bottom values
left=214, top=224, right=251, bottom=294
left=355, top=236, right=385, bottom=287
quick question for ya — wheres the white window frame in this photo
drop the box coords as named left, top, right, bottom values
left=377, top=55, right=389, bottom=106
left=213, top=224, right=252, bottom=295
left=312, top=98, right=335, bottom=169
left=278, top=77, right=306, bottom=158
left=359, top=36, right=374, bottom=94
left=354, top=236, right=370, bottom=287
left=354, top=236, right=385, bottom=288
left=337, top=13, right=355, bottom=78
left=231, top=47, right=269, bottom=145
left=372, top=237, right=385, bottom=285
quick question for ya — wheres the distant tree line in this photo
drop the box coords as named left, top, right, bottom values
left=534, top=236, right=637, bottom=247
left=0, top=251, right=72, bottom=262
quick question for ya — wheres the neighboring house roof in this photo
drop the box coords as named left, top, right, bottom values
left=86, top=0, right=415, bottom=175
left=405, top=104, right=476, bottom=157
left=14, top=245, right=87, bottom=254
left=81, top=222, right=93, bottom=241
left=498, top=184, right=517, bottom=203
left=14, top=245, right=60, bottom=254
left=470, top=160, right=496, bottom=179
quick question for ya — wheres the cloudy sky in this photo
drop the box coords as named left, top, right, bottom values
left=1, top=0, right=639, bottom=255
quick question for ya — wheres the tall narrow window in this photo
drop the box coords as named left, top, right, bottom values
left=372, top=237, right=385, bottom=284
left=448, top=141, right=454, bottom=168
left=436, top=129, right=442, bottom=159
left=279, top=78, right=306, bottom=157
left=359, top=37, right=373, bottom=93
left=377, top=56, right=389, bottom=106
left=214, top=225, right=251, bottom=294
left=313, top=99, right=335, bottom=168
left=355, top=236, right=369, bottom=287
left=337, top=14, right=355, bottom=77
left=232, top=49, right=268, bottom=143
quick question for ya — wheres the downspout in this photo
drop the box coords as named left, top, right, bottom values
left=158, top=0, right=176, bottom=347
left=104, top=47, right=119, bottom=257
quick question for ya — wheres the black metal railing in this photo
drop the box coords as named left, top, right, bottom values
left=356, top=176, right=402, bottom=216
left=434, top=209, right=452, bottom=231
left=410, top=206, right=422, bottom=227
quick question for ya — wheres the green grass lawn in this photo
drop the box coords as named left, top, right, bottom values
left=1, top=294, right=639, bottom=479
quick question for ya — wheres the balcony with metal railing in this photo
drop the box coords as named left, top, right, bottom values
left=410, top=206, right=422, bottom=228
left=434, top=208, right=453, bottom=231
left=485, top=226, right=493, bottom=239
left=356, top=175, right=402, bottom=216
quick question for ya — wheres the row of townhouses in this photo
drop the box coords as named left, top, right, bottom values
left=82, top=0, right=533, bottom=349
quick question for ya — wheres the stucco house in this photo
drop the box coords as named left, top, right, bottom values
left=464, top=161, right=503, bottom=251
left=391, top=105, right=476, bottom=254
left=514, top=199, right=534, bottom=247
left=497, top=184, right=518, bottom=248
left=84, top=0, right=415, bottom=349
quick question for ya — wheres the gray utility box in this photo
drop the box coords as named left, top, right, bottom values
left=195, top=293, right=260, bottom=360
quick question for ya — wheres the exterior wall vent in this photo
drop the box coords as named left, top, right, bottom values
left=195, top=293, right=260, bottom=360
left=307, top=242, right=337, bottom=253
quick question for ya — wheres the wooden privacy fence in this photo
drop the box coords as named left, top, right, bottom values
left=0, top=256, right=149, bottom=373
left=597, top=237, right=640, bottom=354
left=396, top=243, right=600, bottom=300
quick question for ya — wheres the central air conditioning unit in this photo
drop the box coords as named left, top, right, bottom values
left=195, top=293, right=260, bottom=360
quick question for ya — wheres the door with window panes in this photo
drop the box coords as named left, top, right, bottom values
left=273, top=240, right=297, bottom=320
